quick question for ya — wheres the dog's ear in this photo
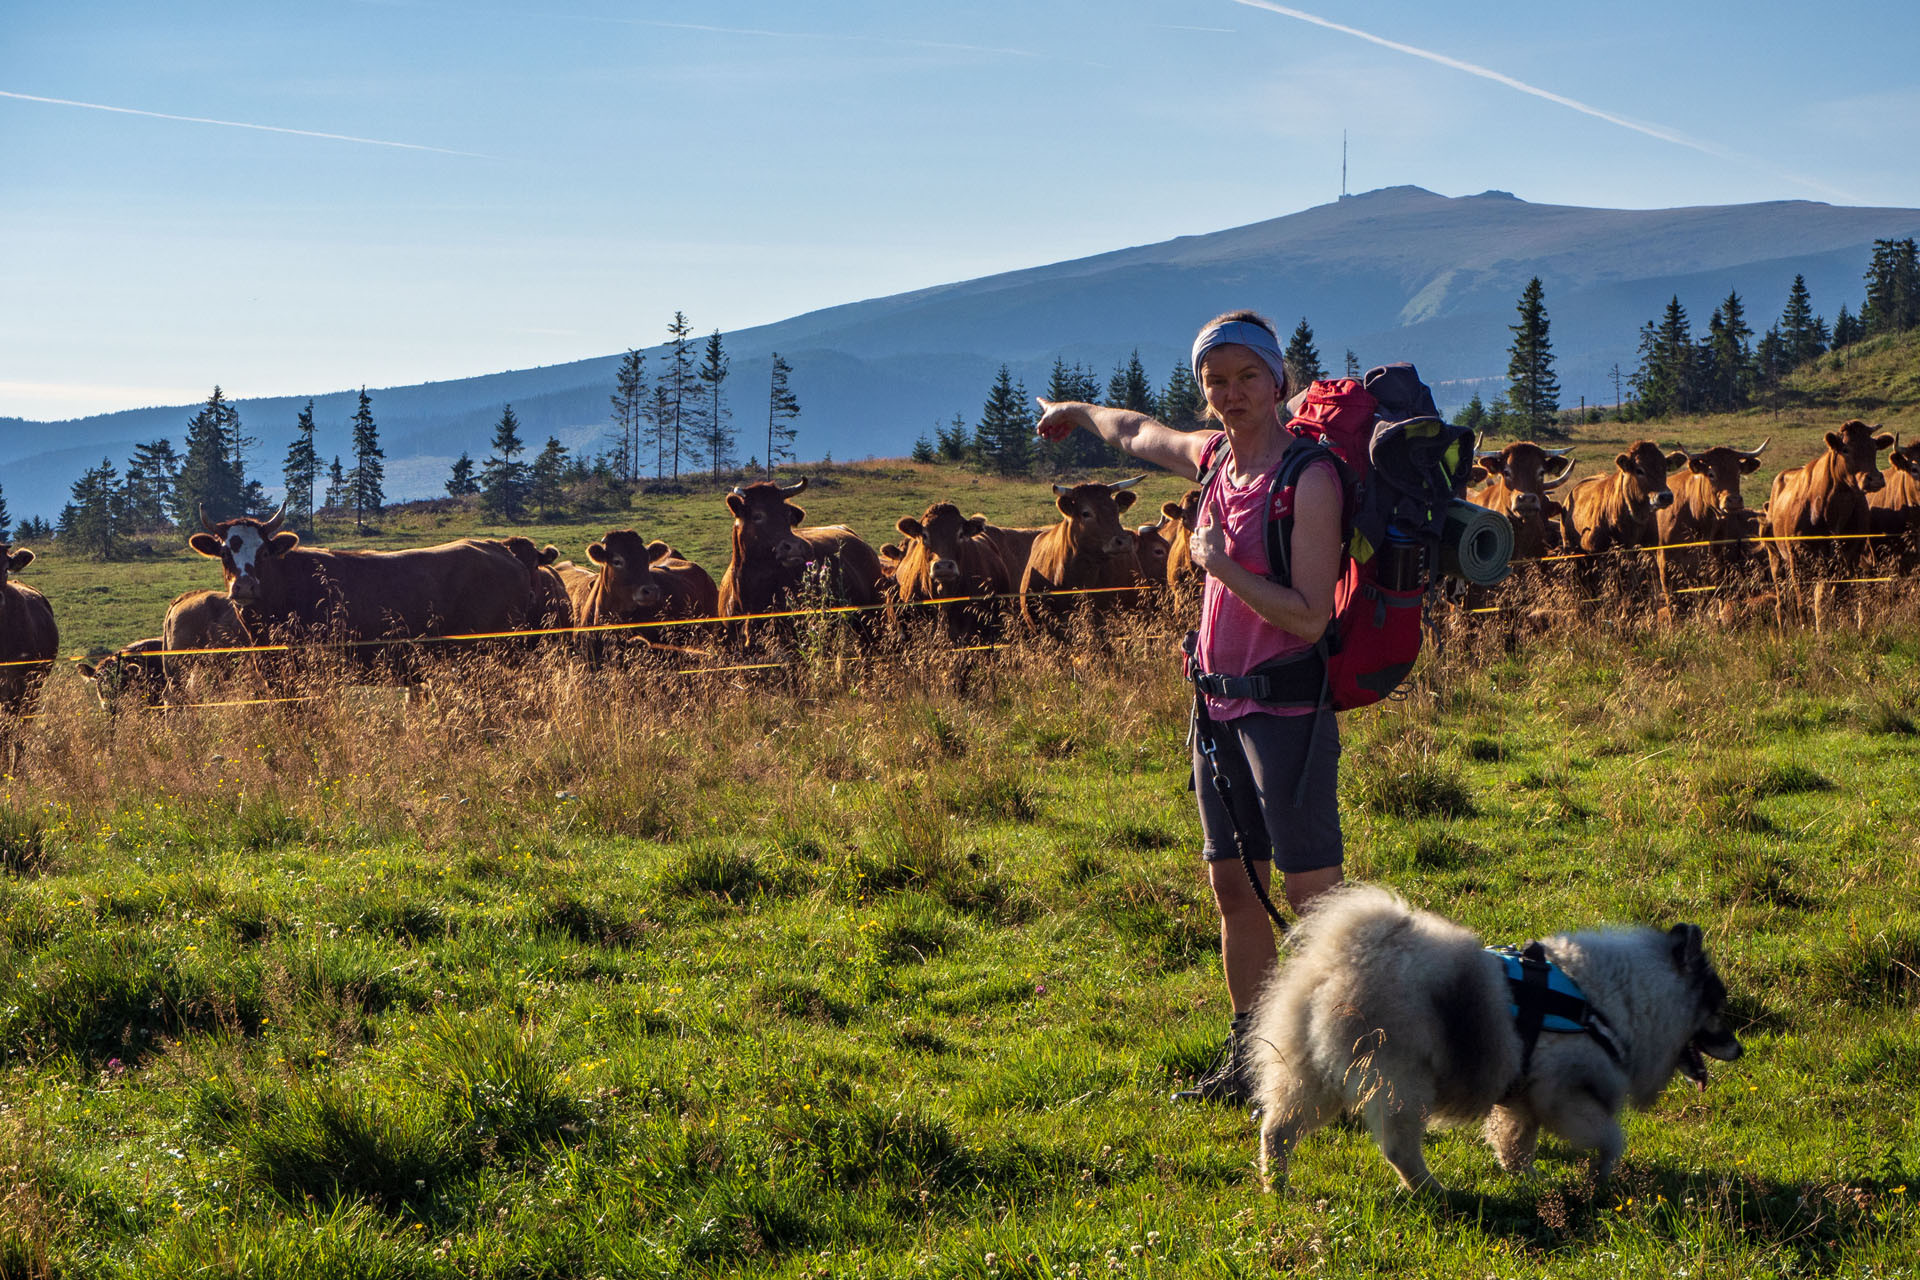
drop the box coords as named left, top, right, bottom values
left=1668, top=923, right=1704, bottom=970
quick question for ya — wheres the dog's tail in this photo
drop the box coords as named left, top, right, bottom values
left=1277, top=882, right=1416, bottom=958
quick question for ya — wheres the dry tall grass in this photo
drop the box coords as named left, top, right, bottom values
left=6, top=574, right=1917, bottom=867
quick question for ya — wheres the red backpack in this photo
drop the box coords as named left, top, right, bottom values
left=1196, top=369, right=1464, bottom=711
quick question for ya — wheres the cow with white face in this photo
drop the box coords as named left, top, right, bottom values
left=188, top=505, right=539, bottom=645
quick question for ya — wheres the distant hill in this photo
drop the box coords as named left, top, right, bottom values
left=6, top=185, right=1919, bottom=520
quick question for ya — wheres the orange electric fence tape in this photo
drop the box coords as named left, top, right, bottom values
left=75, top=582, right=1151, bottom=662
left=43, top=536, right=1916, bottom=712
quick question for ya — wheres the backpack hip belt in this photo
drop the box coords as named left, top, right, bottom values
left=1188, top=643, right=1329, bottom=709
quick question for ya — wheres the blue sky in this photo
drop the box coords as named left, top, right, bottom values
left=4, top=0, right=1917, bottom=420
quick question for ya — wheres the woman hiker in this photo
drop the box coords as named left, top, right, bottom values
left=1035, top=309, right=1345, bottom=1105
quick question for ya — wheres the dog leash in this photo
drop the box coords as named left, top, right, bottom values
left=1187, top=643, right=1292, bottom=933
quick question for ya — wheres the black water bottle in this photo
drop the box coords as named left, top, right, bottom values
left=1379, top=525, right=1425, bottom=592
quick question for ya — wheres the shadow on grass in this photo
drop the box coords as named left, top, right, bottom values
left=1418, top=1159, right=1914, bottom=1264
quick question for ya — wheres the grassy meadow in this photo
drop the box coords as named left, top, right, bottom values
left=1, top=345, right=1918, bottom=1277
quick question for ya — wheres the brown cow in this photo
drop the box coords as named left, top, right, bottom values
left=0, top=547, right=57, bottom=719
left=890, top=502, right=1012, bottom=641
left=1767, top=420, right=1895, bottom=592
left=1134, top=516, right=1173, bottom=589
left=1567, top=440, right=1685, bottom=555
left=1471, top=443, right=1576, bottom=561
left=77, top=638, right=166, bottom=712
left=80, top=589, right=255, bottom=711
left=569, top=530, right=720, bottom=663
left=1655, top=439, right=1768, bottom=598
left=1019, top=477, right=1146, bottom=627
left=187, top=505, right=538, bottom=648
left=1161, top=488, right=1203, bottom=591
left=973, top=519, right=1047, bottom=586
left=1866, top=434, right=1920, bottom=573
left=499, top=537, right=574, bottom=631
left=717, top=479, right=885, bottom=625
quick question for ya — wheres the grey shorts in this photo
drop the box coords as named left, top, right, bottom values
left=1193, top=709, right=1343, bottom=873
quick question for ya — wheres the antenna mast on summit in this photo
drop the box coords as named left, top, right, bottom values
left=1341, top=130, right=1348, bottom=197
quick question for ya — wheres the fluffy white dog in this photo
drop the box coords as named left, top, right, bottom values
left=1247, top=884, right=1742, bottom=1192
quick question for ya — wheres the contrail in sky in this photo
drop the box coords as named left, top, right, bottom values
left=1226, top=0, right=1855, bottom=201
left=0, top=89, right=489, bottom=157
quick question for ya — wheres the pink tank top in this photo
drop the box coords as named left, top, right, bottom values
left=1194, top=432, right=1333, bottom=721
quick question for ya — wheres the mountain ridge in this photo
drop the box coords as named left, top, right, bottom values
left=6, top=186, right=1918, bottom=518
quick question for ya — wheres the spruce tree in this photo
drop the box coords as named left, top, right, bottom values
left=1158, top=361, right=1206, bottom=430
left=323, top=457, right=348, bottom=512
left=1632, top=297, right=1695, bottom=419
left=1284, top=318, right=1324, bottom=385
left=1756, top=326, right=1786, bottom=391
left=1832, top=303, right=1862, bottom=349
left=608, top=349, right=646, bottom=485
left=124, top=438, right=180, bottom=531
left=1505, top=277, right=1561, bottom=437
left=67, top=458, right=124, bottom=560
left=974, top=365, right=1033, bottom=475
left=1701, top=291, right=1755, bottom=413
left=698, top=330, right=733, bottom=482
left=282, top=400, right=320, bottom=532
left=1344, top=349, right=1361, bottom=378
left=643, top=384, right=672, bottom=480
left=1862, top=238, right=1920, bottom=336
left=1105, top=349, right=1156, bottom=413
left=935, top=412, right=971, bottom=463
left=529, top=437, right=569, bottom=516
left=1454, top=394, right=1487, bottom=435
left=1778, top=275, right=1824, bottom=367
left=445, top=452, right=480, bottom=498
left=766, top=353, right=800, bottom=476
left=172, top=386, right=247, bottom=524
left=482, top=404, right=530, bottom=519
left=0, top=485, right=11, bottom=543
left=347, top=387, right=385, bottom=529
left=663, top=312, right=697, bottom=481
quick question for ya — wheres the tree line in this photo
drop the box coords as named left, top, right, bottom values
left=41, top=386, right=387, bottom=560
left=930, top=238, right=1920, bottom=475
left=580, top=313, right=802, bottom=489
left=445, top=313, right=806, bottom=512
left=28, top=312, right=810, bottom=559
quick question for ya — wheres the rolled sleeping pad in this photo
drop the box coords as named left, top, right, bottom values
left=1440, top=500, right=1513, bottom=586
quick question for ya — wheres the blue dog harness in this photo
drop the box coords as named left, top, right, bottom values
left=1490, top=942, right=1626, bottom=1078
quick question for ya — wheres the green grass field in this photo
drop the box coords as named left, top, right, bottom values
left=3, top=342, right=1918, bottom=1277
left=3, top=574, right=1918, bottom=1276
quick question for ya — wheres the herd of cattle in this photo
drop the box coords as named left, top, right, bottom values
left=0, top=418, right=1914, bottom=720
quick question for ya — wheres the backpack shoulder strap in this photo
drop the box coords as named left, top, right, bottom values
left=1265, top=436, right=1349, bottom=588
left=1195, top=431, right=1229, bottom=497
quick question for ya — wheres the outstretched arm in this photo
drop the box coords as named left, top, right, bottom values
left=1035, top=400, right=1214, bottom=481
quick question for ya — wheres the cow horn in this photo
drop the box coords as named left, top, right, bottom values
left=261, top=502, right=286, bottom=535
left=1740, top=436, right=1771, bottom=459
left=1053, top=483, right=1072, bottom=497
left=1477, top=450, right=1503, bottom=464
left=198, top=504, right=219, bottom=536
left=1543, top=447, right=1573, bottom=458
left=777, top=477, right=808, bottom=496
left=1542, top=470, right=1573, bottom=492
left=728, top=485, right=745, bottom=497
left=1106, top=474, right=1146, bottom=491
